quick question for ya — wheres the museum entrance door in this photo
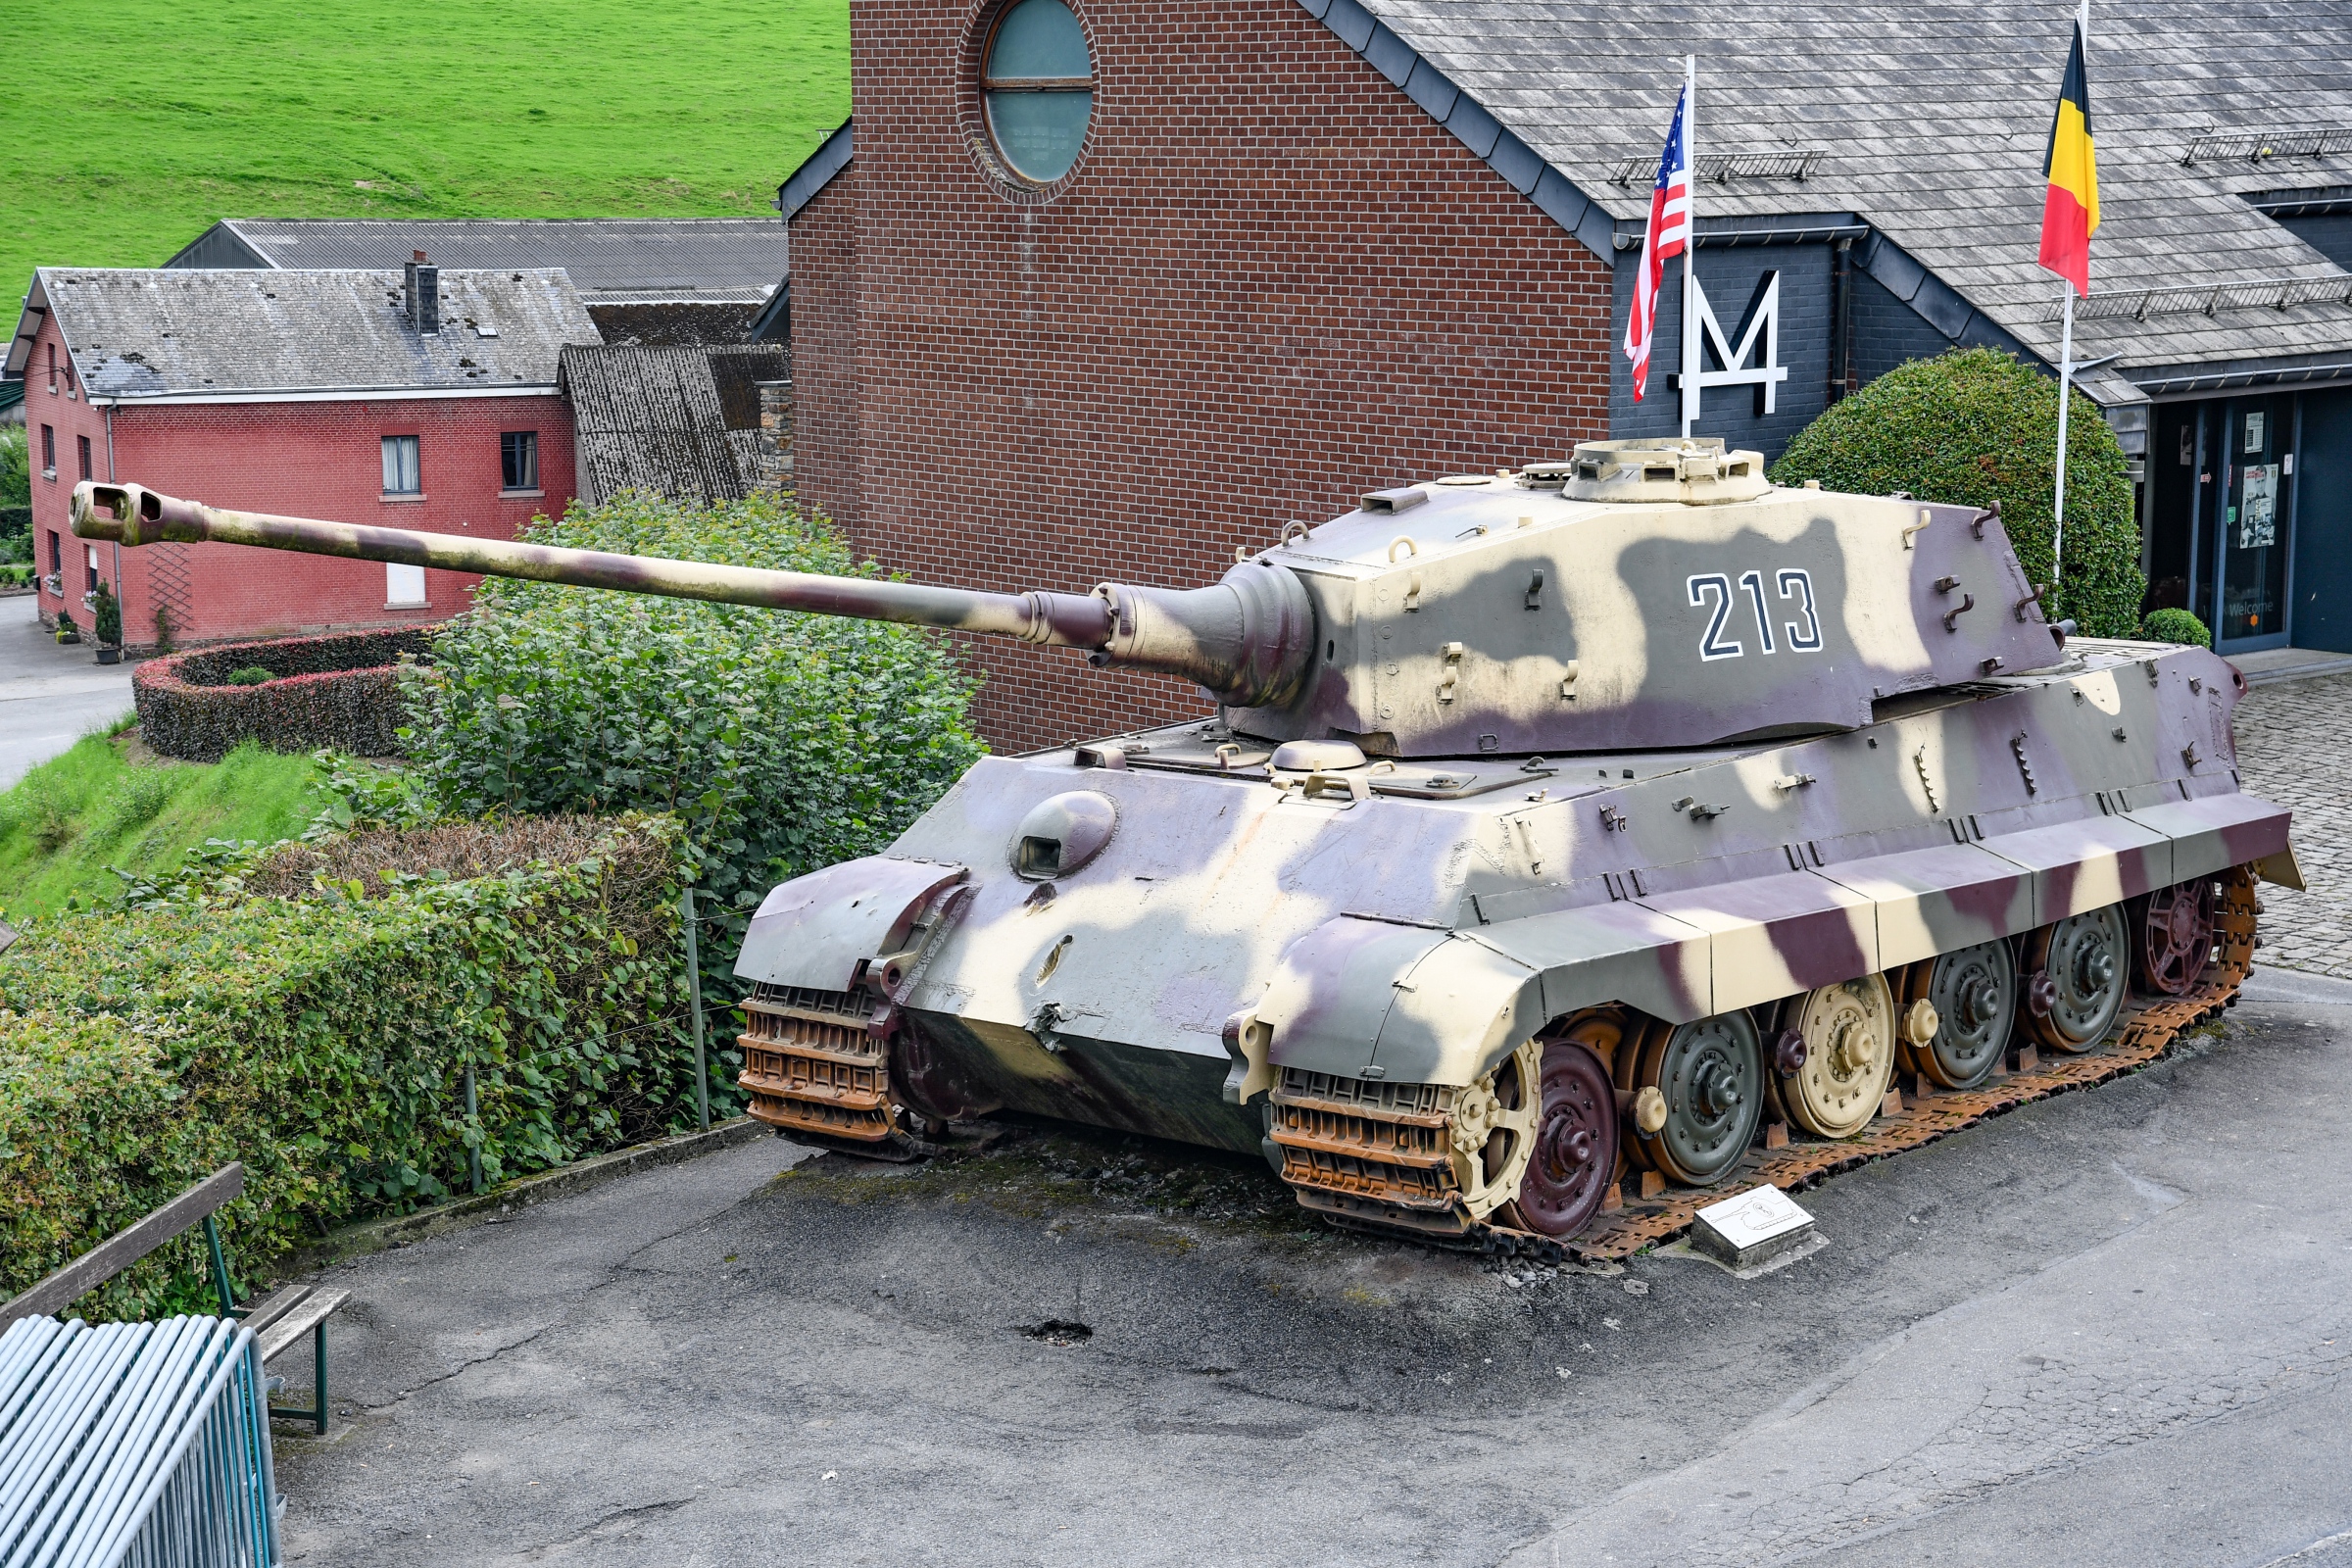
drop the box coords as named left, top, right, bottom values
left=2168, top=396, right=2298, bottom=653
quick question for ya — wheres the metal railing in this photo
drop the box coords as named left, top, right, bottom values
left=2055, top=276, right=2352, bottom=321
left=0, top=1315, right=279, bottom=1567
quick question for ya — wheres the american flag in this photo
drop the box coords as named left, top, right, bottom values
left=1625, top=86, right=1691, bottom=402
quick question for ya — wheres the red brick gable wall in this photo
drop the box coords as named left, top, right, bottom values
left=26, top=300, right=573, bottom=651
left=801, top=0, right=1612, bottom=751
left=789, top=166, right=863, bottom=543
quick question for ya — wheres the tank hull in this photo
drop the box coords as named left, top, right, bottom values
left=733, top=637, right=2294, bottom=1247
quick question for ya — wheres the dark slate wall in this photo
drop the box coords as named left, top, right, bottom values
left=1608, top=242, right=1834, bottom=462
left=1848, top=267, right=1962, bottom=385
left=2274, top=213, right=2352, bottom=272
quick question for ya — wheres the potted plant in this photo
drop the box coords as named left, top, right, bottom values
left=90, top=581, right=123, bottom=664
left=55, top=608, right=80, bottom=646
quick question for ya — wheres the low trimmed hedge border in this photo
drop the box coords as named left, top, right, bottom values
left=135, top=626, right=439, bottom=761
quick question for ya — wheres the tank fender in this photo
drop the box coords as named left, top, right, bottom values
left=1256, top=902, right=1713, bottom=1090
left=734, top=857, right=969, bottom=991
left=1253, top=916, right=1452, bottom=1081
left=2113, top=791, right=2296, bottom=891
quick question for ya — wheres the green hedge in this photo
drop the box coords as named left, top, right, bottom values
left=134, top=626, right=436, bottom=761
left=1769, top=347, right=2147, bottom=636
left=0, top=813, right=702, bottom=1318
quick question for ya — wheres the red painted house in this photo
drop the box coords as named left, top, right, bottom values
left=6, top=264, right=598, bottom=649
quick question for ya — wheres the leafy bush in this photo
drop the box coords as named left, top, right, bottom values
left=135, top=627, right=434, bottom=760
left=401, top=490, right=984, bottom=984
left=2140, top=608, right=2212, bottom=648
left=0, top=813, right=705, bottom=1317
left=90, top=580, right=122, bottom=647
left=0, top=427, right=27, bottom=509
left=1769, top=348, right=2146, bottom=636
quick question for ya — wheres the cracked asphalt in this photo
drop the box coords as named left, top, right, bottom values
left=273, top=967, right=2352, bottom=1568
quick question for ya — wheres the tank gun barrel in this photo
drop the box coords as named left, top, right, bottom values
left=71, top=481, right=1314, bottom=708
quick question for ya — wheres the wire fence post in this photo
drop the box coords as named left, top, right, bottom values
left=464, top=1065, right=482, bottom=1194
left=682, top=887, right=710, bottom=1132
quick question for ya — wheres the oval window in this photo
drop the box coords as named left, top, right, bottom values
left=983, top=0, right=1094, bottom=184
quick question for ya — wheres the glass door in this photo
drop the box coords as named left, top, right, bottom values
left=2213, top=395, right=2295, bottom=652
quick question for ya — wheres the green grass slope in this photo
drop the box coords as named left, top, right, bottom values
left=2, top=0, right=850, bottom=296
left=0, top=736, right=322, bottom=918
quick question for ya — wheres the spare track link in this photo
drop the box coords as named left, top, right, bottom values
left=736, top=882, right=969, bottom=1162
left=739, top=983, right=905, bottom=1146
left=1273, top=867, right=2262, bottom=1264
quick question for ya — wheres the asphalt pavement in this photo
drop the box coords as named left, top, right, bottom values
left=0, top=593, right=135, bottom=787
left=269, top=965, right=2352, bottom=1568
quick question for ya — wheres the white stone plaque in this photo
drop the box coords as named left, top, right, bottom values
left=1691, top=1184, right=1815, bottom=1269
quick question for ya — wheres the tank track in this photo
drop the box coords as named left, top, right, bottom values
left=1271, top=867, right=2262, bottom=1263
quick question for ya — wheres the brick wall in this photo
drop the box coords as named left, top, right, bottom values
left=25, top=308, right=573, bottom=651
left=796, top=0, right=1613, bottom=752
left=790, top=169, right=862, bottom=543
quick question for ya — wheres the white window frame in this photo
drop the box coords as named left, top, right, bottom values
left=381, top=434, right=422, bottom=497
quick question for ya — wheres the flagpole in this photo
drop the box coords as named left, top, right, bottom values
left=1680, top=52, right=1699, bottom=440
left=2054, top=281, right=2074, bottom=594
left=2052, top=0, right=2087, bottom=600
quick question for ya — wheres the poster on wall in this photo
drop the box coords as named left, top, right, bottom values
left=2241, top=463, right=2279, bottom=549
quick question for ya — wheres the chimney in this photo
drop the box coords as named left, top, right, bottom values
left=405, top=250, right=439, bottom=334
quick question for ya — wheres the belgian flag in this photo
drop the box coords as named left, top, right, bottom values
left=2038, top=18, right=2100, bottom=296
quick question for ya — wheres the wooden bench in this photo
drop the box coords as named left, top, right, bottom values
left=0, top=1162, right=348, bottom=1434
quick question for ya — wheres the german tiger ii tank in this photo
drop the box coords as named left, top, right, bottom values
left=72, top=441, right=2300, bottom=1258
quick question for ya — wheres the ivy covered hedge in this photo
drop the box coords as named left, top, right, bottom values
left=1769, top=348, right=2147, bottom=636
left=135, top=626, right=437, bottom=761
left=0, top=813, right=706, bottom=1318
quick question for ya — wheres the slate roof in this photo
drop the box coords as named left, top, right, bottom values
left=1346, top=0, right=2352, bottom=382
left=561, top=345, right=751, bottom=505
left=7, top=269, right=600, bottom=398
left=168, top=220, right=787, bottom=306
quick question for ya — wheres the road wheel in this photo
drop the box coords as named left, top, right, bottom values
left=1913, top=941, right=2017, bottom=1090
left=1782, top=975, right=1896, bottom=1138
left=1636, top=1011, right=1765, bottom=1185
left=1511, top=1032, right=1620, bottom=1237
left=2021, top=904, right=2130, bottom=1053
left=2131, top=878, right=2218, bottom=997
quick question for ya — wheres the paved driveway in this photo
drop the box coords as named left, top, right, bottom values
left=0, top=593, right=135, bottom=786
left=271, top=966, right=2352, bottom=1568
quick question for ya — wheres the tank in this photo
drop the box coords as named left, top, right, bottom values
left=72, top=441, right=2301, bottom=1258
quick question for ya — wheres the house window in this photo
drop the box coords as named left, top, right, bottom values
left=85, top=545, right=100, bottom=595
left=982, top=0, right=1095, bottom=184
left=76, top=434, right=92, bottom=482
left=46, top=342, right=57, bottom=393
left=386, top=563, right=427, bottom=608
left=40, top=425, right=55, bottom=477
left=381, top=434, right=421, bottom=495
left=501, top=430, right=540, bottom=491
left=48, top=530, right=62, bottom=575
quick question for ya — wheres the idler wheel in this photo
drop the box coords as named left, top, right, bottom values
left=1913, top=940, right=2018, bottom=1090
left=1781, top=974, right=1897, bottom=1139
left=1636, top=1011, right=1765, bottom=1186
left=1446, top=1037, right=1541, bottom=1222
left=1512, top=1036, right=1621, bottom=1237
left=2131, top=878, right=2219, bottom=997
left=2020, top=905, right=2130, bottom=1053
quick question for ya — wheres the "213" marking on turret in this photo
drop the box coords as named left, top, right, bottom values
left=1687, top=570, right=1823, bottom=661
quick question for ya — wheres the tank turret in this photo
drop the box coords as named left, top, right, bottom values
left=74, top=437, right=2066, bottom=756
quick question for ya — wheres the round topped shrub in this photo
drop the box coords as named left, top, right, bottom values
left=1769, top=347, right=2146, bottom=636
left=2139, top=608, right=2212, bottom=648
